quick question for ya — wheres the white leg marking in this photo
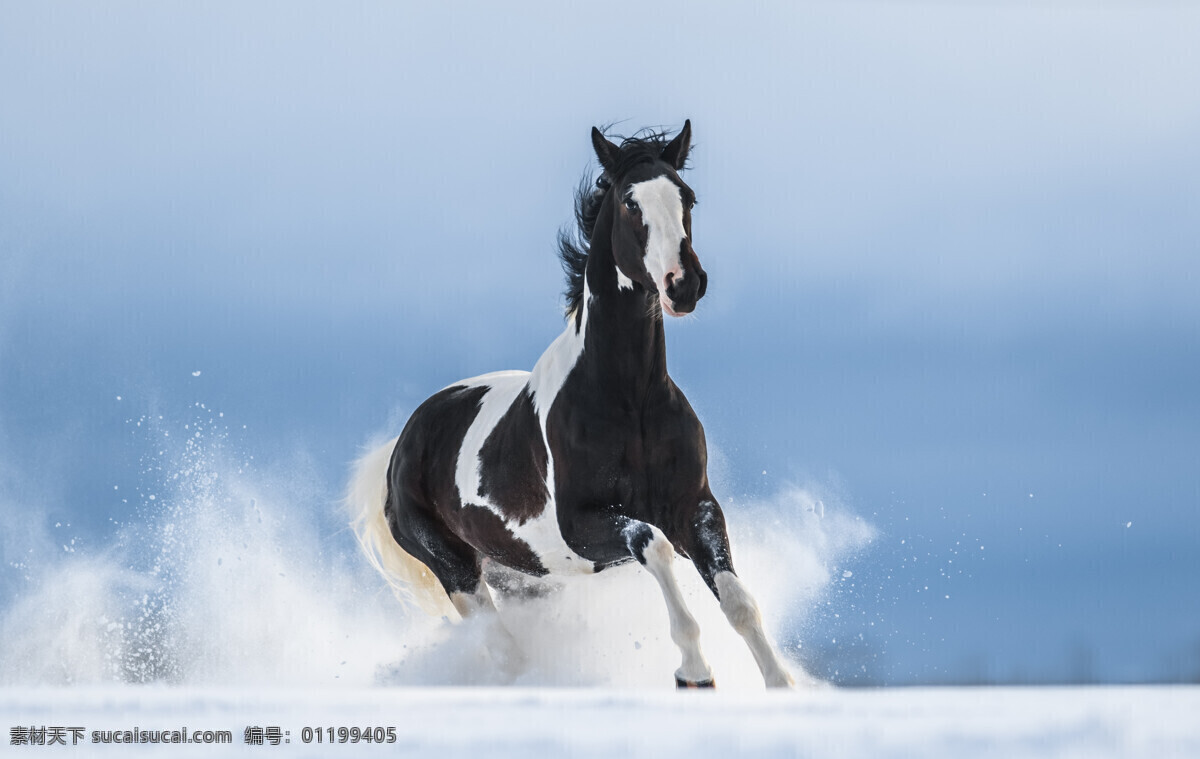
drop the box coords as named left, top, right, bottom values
left=640, top=527, right=713, bottom=684
left=450, top=584, right=526, bottom=677
left=449, top=583, right=500, bottom=619
left=714, top=571, right=794, bottom=688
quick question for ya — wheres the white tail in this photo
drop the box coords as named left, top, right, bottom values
left=347, top=437, right=457, bottom=618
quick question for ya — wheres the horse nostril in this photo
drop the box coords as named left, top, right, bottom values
left=664, top=271, right=677, bottom=297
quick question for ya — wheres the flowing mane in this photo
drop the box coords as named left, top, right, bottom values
left=557, top=129, right=681, bottom=317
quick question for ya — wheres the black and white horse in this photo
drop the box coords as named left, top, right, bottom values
left=350, top=121, right=794, bottom=688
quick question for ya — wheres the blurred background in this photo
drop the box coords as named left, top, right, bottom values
left=2, top=1, right=1198, bottom=686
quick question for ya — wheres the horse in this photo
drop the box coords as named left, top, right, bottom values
left=349, top=121, right=794, bottom=688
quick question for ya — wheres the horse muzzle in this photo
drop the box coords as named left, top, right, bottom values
left=662, top=264, right=707, bottom=316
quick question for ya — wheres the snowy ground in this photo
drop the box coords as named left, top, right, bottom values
left=4, top=424, right=1197, bottom=757
left=5, top=685, right=1198, bottom=758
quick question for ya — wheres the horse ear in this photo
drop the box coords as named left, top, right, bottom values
left=591, top=127, right=621, bottom=175
left=660, top=119, right=692, bottom=170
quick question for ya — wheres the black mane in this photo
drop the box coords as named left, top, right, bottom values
left=557, top=129, right=679, bottom=316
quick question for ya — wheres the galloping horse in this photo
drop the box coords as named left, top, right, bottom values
left=350, top=121, right=794, bottom=688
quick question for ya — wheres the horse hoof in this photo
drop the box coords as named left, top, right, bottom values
left=675, top=676, right=716, bottom=689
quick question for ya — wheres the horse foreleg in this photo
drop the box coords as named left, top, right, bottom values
left=625, top=521, right=715, bottom=688
left=712, top=570, right=794, bottom=688
left=686, top=499, right=795, bottom=689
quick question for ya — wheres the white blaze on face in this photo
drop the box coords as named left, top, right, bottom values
left=628, top=176, right=686, bottom=310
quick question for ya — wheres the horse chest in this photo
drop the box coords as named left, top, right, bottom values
left=549, top=392, right=706, bottom=514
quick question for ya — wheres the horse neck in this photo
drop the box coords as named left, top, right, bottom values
left=578, top=203, right=669, bottom=399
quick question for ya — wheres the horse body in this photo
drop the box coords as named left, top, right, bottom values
left=354, top=122, right=795, bottom=688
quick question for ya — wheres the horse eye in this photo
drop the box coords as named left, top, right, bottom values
left=624, top=198, right=639, bottom=213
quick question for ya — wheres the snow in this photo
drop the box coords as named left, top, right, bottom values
left=4, top=685, right=1197, bottom=758
left=4, top=408, right=1196, bottom=758
left=0, top=409, right=872, bottom=692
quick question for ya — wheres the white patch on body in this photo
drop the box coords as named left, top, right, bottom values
left=530, top=279, right=589, bottom=420
left=453, top=372, right=528, bottom=512
left=448, top=286, right=595, bottom=576
left=439, top=369, right=529, bottom=394
left=714, top=570, right=794, bottom=688
left=636, top=524, right=713, bottom=684
left=523, top=279, right=594, bottom=574
left=616, top=269, right=634, bottom=291
left=628, top=176, right=686, bottom=306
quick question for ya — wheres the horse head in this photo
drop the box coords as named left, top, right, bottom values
left=590, top=120, right=708, bottom=316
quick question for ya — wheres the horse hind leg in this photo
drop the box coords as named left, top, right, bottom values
left=384, top=492, right=481, bottom=612
left=386, top=497, right=527, bottom=679
left=445, top=577, right=528, bottom=681
left=482, top=559, right=562, bottom=601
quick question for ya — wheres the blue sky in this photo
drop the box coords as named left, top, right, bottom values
left=2, top=2, right=1199, bottom=685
